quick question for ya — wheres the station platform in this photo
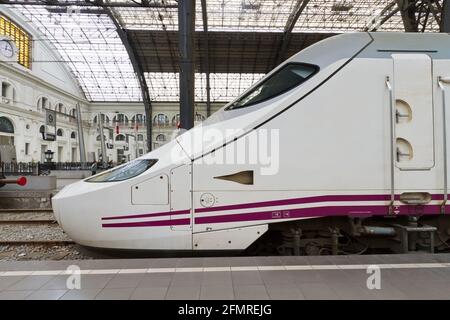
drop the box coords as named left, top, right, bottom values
left=0, top=253, right=450, bottom=300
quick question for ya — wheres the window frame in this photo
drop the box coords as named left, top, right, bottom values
left=155, top=134, right=166, bottom=142
left=0, top=15, right=32, bottom=69
left=0, top=116, right=14, bottom=134
left=86, top=159, right=158, bottom=183
left=115, top=134, right=126, bottom=142
left=225, top=62, right=319, bottom=111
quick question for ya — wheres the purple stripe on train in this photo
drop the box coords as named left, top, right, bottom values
left=101, top=193, right=445, bottom=222
left=102, top=209, right=190, bottom=221
left=102, top=218, right=190, bottom=228
left=195, top=194, right=445, bottom=213
left=194, top=204, right=443, bottom=225
left=101, top=204, right=446, bottom=228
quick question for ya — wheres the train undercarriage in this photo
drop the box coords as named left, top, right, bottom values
left=246, top=215, right=450, bottom=256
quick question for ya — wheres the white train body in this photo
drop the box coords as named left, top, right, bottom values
left=52, top=32, right=450, bottom=252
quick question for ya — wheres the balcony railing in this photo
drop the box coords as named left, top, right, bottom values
left=1, top=96, right=11, bottom=104
left=1, top=162, right=39, bottom=176
left=1, top=162, right=105, bottom=176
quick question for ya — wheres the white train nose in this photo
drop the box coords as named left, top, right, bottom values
left=52, top=194, right=61, bottom=225
left=52, top=181, right=81, bottom=223
left=50, top=178, right=137, bottom=247
left=51, top=180, right=106, bottom=240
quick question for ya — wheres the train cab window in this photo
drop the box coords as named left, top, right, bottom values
left=226, top=63, right=318, bottom=110
left=86, top=159, right=158, bottom=182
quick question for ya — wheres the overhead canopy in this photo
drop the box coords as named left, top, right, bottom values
left=130, top=30, right=334, bottom=73
left=4, top=0, right=444, bottom=102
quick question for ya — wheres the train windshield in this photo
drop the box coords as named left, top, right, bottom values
left=86, top=159, right=158, bottom=182
left=226, top=63, right=318, bottom=110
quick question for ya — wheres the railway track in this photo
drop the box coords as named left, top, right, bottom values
left=0, top=240, right=75, bottom=245
left=0, top=210, right=92, bottom=260
left=0, top=219, right=56, bottom=225
left=0, top=208, right=53, bottom=213
left=0, top=211, right=73, bottom=247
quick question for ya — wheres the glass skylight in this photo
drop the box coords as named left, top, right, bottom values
left=6, top=0, right=443, bottom=103
left=13, top=4, right=142, bottom=101
left=145, top=72, right=264, bottom=102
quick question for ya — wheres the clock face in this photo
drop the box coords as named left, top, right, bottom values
left=0, top=41, right=14, bottom=58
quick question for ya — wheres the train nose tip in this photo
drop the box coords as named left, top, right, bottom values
left=51, top=185, right=72, bottom=225
left=52, top=193, right=62, bottom=224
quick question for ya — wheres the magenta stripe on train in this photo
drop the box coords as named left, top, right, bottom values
left=102, top=218, right=190, bottom=228
left=101, top=204, right=445, bottom=228
left=195, top=194, right=445, bottom=213
left=101, top=193, right=445, bottom=222
left=102, top=209, right=190, bottom=221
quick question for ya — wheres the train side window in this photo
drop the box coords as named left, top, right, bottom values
left=226, top=63, right=319, bottom=110
left=86, top=159, right=158, bottom=182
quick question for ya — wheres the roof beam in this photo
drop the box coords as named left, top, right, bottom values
left=364, top=0, right=399, bottom=31
left=441, top=0, right=450, bottom=31
left=274, top=0, right=310, bottom=67
left=415, top=0, right=442, bottom=32
left=201, top=0, right=211, bottom=117
left=178, top=0, right=195, bottom=130
left=0, top=0, right=177, bottom=8
left=396, top=0, right=443, bottom=33
left=396, top=0, right=419, bottom=32
left=104, top=7, right=153, bottom=152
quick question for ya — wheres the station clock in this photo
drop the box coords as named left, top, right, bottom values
left=0, top=37, right=18, bottom=63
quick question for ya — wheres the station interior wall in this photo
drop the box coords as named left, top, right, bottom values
left=0, top=7, right=225, bottom=164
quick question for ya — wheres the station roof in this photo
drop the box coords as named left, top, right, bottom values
left=4, top=0, right=444, bottom=102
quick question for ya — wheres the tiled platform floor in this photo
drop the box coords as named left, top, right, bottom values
left=0, top=253, right=450, bottom=300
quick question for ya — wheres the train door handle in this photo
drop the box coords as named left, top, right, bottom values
left=396, top=148, right=412, bottom=162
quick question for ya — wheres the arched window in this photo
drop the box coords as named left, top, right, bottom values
left=93, top=114, right=110, bottom=124
left=96, top=134, right=106, bottom=141
left=69, top=108, right=77, bottom=117
left=153, top=114, right=169, bottom=126
left=37, top=97, right=50, bottom=111
left=156, top=134, right=166, bottom=142
left=55, top=102, right=65, bottom=114
left=56, top=128, right=64, bottom=137
left=195, top=113, right=206, bottom=122
left=70, top=131, right=76, bottom=139
left=137, top=134, right=144, bottom=141
left=1, top=81, right=14, bottom=103
left=172, top=114, right=180, bottom=126
left=115, top=134, right=126, bottom=141
left=113, top=114, right=128, bottom=124
left=0, top=117, right=14, bottom=134
left=132, top=114, right=145, bottom=125
left=39, top=125, right=45, bottom=134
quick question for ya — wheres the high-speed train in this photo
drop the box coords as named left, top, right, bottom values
left=53, top=32, right=450, bottom=255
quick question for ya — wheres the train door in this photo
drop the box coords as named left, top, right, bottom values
left=387, top=53, right=435, bottom=212
left=170, top=163, right=193, bottom=232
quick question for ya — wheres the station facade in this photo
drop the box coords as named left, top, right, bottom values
left=0, top=7, right=223, bottom=164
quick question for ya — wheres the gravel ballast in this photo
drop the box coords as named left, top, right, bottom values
left=0, top=224, right=71, bottom=242
left=0, top=209, right=96, bottom=261
left=0, top=244, right=94, bottom=261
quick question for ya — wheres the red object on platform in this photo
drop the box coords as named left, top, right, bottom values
left=16, top=176, right=27, bottom=186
